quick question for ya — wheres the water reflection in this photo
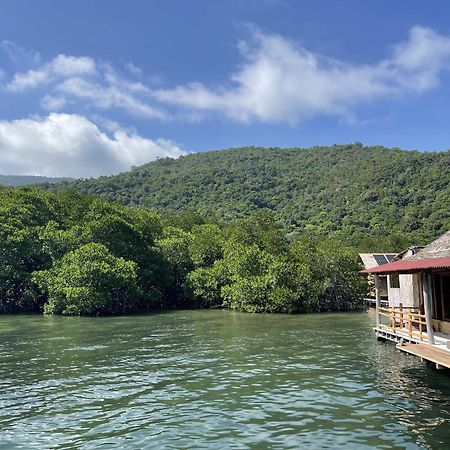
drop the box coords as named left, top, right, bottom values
left=371, top=332, right=450, bottom=448
left=0, top=310, right=449, bottom=449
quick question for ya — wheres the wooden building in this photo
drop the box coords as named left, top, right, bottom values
left=358, top=253, right=395, bottom=302
left=358, top=251, right=421, bottom=307
left=383, top=246, right=423, bottom=307
left=362, top=231, right=450, bottom=369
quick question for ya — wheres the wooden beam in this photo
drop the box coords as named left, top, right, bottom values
left=397, top=343, right=450, bottom=369
left=422, top=272, right=435, bottom=345
left=375, top=274, right=381, bottom=329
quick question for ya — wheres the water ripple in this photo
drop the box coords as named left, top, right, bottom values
left=0, top=310, right=449, bottom=449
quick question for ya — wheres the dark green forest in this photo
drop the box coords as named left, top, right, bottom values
left=0, top=187, right=365, bottom=315
left=2, top=144, right=449, bottom=316
left=48, top=144, right=450, bottom=251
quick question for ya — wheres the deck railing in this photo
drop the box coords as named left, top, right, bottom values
left=378, top=304, right=428, bottom=342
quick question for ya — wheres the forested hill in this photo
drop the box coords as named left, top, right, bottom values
left=50, top=144, right=450, bottom=249
left=0, top=175, right=72, bottom=187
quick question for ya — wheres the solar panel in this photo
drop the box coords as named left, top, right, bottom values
left=374, top=254, right=389, bottom=265
left=385, top=254, right=396, bottom=262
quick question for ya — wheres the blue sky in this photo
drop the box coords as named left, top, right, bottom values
left=1, top=0, right=450, bottom=177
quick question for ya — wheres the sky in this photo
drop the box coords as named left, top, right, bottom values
left=1, top=0, right=450, bottom=177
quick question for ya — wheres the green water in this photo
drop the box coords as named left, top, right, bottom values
left=0, top=310, right=449, bottom=449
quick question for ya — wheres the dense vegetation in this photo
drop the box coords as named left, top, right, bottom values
left=0, top=174, right=72, bottom=187
left=0, top=187, right=365, bottom=315
left=48, top=144, right=450, bottom=251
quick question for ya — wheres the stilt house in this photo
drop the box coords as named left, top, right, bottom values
left=362, top=231, right=450, bottom=369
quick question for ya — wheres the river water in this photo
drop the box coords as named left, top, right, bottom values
left=0, top=310, right=449, bottom=449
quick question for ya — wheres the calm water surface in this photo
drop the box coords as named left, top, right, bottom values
left=0, top=310, right=449, bottom=449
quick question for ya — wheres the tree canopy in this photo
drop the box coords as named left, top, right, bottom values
left=47, top=144, right=450, bottom=250
left=0, top=187, right=366, bottom=315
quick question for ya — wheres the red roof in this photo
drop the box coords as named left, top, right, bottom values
left=361, top=257, right=450, bottom=274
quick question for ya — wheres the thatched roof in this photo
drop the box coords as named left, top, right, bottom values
left=406, top=231, right=450, bottom=260
left=393, top=246, right=423, bottom=260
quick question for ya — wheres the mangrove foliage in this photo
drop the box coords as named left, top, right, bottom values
left=0, top=187, right=366, bottom=315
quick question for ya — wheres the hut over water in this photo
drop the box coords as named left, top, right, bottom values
left=357, top=253, right=396, bottom=303
left=362, top=231, right=450, bottom=369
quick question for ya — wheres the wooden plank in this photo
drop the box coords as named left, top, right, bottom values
left=375, top=275, right=381, bottom=329
left=397, top=343, right=450, bottom=369
left=408, top=312, right=412, bottom=338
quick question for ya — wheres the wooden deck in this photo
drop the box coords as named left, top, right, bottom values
left=374, top=325, right=450, bottom=346
left=397, top=343, right=450, bottom=369
left=374, top=326, right=431, bottom=345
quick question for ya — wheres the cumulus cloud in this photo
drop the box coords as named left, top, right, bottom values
left=57, top=75, right=165, bottom=119
left=4, top=51, right=166, bottom=119
left=0, top=113, right=185, bottom=177
left=7, top=54, right=96, bottom=92
left=40, top=94, right=67, bottom=111
left=390, top=26, right=450, bottom=91
left=2, top=26, right=450, bottom=126
left=155, top=26, right=450, bottom=124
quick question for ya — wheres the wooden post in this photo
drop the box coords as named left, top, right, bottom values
left=408, top=311, right=412, bottom=337
left=375, top=274, right=381, bottom=329
left=422, top=272, right=435, bottom=345
left=419, top=317, right=423, bottom=340
left=399, top=303, right=403, bottom=328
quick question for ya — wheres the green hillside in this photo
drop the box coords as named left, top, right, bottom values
left=0, top=175, right=73, bottom=187
left=51, top=144, right=450, bottom=249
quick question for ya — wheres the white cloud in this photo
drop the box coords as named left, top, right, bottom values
left=8, top=67, right=50, bottom=91
left=124, top=62, right=143, bottom=77
left=155, top=26, right=450, bottom=124
left=0, top=113, right=185, bottom=177
left=57, top=75, right=165, bottom=119
left=390, top=26, right=450, bottom=91
left=4, top=51, right=167, bottom=119
left=40, top=94, right=67, bottom=111
left=50, top=54, right=95, bottom=77
left=0, top=40, right=41, bottom=67
left=2, top=26, right=450, bottom=125
left=7, top=54, right=96, bottom=92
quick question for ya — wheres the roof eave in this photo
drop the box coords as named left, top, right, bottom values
left=360, top=256, right=450, bottom=275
